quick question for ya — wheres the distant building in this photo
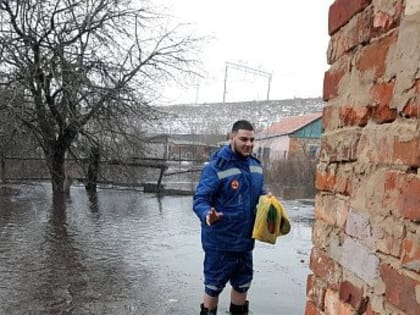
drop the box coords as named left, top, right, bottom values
left=166, top=134, right=223, bottom=161
left=254, top=113, right=323, bottom=161
left=141, top=133, right=225, bottom=161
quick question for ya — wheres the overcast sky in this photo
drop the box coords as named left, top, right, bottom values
left=155, top=0, right=333, bottom=105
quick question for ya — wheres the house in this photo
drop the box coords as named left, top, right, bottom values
left=165, top=134, right=224, bottom=161
left=254, top=112, right=323, bottom=161
left=141, top=133, right=225, bottom=161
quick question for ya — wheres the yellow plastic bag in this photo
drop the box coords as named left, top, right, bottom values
left=252, top=193, right=291, bottom=244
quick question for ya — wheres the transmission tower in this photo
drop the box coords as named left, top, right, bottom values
left=222, top=61, right=272, bottom=103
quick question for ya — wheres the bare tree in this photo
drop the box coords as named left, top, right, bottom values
left=0, top=0, right=200, bottom=194
left=0, top=108, right=13, bottom=183
left=0, top=82, right=23, bottom=182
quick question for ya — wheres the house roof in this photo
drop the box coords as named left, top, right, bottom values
left=259, top=112, right=322, bottom=137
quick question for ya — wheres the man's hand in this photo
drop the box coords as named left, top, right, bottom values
left=206, top=207, right=223, bottom=226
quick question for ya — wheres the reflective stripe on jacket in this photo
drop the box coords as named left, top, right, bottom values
left=193, top=145, right=265, bottom=252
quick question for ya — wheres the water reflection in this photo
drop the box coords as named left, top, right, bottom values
left=39, top=195, right=85, bottom=314
left=87, top=192, right=99, bottom=213
left=0, top=183, right=314, bottom=315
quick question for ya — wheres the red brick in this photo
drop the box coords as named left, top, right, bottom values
left=356, top=5, right=375, bottom=43
left=365, top=132, right=420, bottom=168
left=340, top=105, right=371, bottom=127
left=329, top=0, right=372, bottom=35
left=403, top=99, right=420, bottom=118
left=328, top=7, right=374, bottom=64
left=402, top=79, right=420, bottom=119
left=309, top=247, right=340, bottom=288
left=371, top=104, right=397, bottom=123
left=372, top=1, right=403, bottom=34
left=355, top=31, right=398, bottom=78
left=316, top=167, right=337, bottom=192
left=307, top=274, right=316, bottom=296
left=369, top=81, right=397, bottom=123
left=314, top=194, right=350, bottom=228
left=310, top=247, right=335, bottom=279
left=335, top=172, right=353, bottom=196
left=384, top=172, right=420, bottom=221
left=380, top=264, right=420, bottom=315
left=393, top=137, right=420, bottom=168
left=370, top=80, right=395, bottom=108
left=325, top=53, right=351, bottom=101
left=325, top=289, right=341, bottom=315
left=306, top=274, right=327, bottom=309
left=323, top=68, right=346, bottom=101
left=384, top=171, right=397, bottom=191
left=305, top=301, right=323, bottom=315
left=322, top=129, right=362, bottom=162
left=374, top=11, right=394, bottom=30
left=412, top=79, right=420, bottom=93
left=338, top=302, right=355, bottom=315
left=383, top=171, right=400, bottom=210
left=398, top=176, right=420, bottom=221
left=362, top=129, right=420, bottom=168
left=339, top=280, right=367, bottom=312
left=401, top=237, right=420, bottom=272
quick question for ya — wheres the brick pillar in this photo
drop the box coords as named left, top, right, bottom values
left=305, top=1, right=420, bottom=315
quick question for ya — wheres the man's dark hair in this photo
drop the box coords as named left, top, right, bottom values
left=231, top=120, right=254, bottom=133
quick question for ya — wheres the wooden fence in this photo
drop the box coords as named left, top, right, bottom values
left=0, top=157, right=203, bottom=192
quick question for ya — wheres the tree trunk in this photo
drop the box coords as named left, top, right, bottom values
left=85, top=146, right=100, bottom=194
left=0, top=155, right=6, bottom=184
left=48, top=149, right=66, bottom=194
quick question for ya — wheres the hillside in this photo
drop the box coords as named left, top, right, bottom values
left=146, top=97, right=324, bottom=134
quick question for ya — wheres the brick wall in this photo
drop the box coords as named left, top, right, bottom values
left=305, top=1, right=420, bottom=315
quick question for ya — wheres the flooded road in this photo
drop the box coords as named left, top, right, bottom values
left=0, top=183, right=314, bottom=315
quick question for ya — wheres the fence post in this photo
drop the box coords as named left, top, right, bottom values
left=156, top=165, right=167, bottom=193
left=0, top=155, right=5, bottom=183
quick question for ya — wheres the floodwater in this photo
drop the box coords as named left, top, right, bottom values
left=0, top=183, right=314, bottom=315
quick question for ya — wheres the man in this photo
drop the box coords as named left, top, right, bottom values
left=193, top=120, right=266, bottom=315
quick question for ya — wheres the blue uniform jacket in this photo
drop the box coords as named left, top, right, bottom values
left=193, top=145, right=265, bottom=252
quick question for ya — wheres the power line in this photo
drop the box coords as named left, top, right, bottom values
left=222, top=62, right=272, bottom=102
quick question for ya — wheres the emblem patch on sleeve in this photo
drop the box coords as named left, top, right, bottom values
left=231, top=179, right=239, bottom=190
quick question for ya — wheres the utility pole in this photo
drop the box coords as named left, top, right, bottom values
left=222, top=61, right=272, bottom=103
left=222, top=64, right=228, bottom=103
left=266, top=73, right=272, bottom=101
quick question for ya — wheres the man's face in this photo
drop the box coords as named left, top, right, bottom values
left=230, top=129, right=255, bottom=157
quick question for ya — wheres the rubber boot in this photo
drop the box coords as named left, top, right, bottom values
left=229, top=300, right=249, bottom=315
left=200, top=303, right=217, bottom=315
